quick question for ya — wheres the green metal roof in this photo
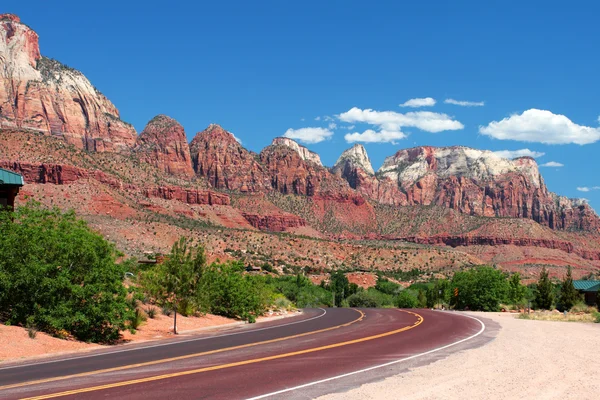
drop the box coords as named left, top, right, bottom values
left=573, top=280, right=600, bottom=292
left=0, top=168, right=24, bottom=186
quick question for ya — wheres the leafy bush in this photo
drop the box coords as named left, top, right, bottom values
left=129, top=308, right=147, bottom=331
left=396, top=290, right=419, bottom=308
left=202, top=261, right=272, bottom=322
left=450, top=266, right=509, bottom=311
left=269, top=274, right=332, bottom=307
left=375, top=277, right=402, bottom=296
left=0, top=204, right=132, bottom=343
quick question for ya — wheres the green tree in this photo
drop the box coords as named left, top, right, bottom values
left=417, top=290, right=427, bottom=308
left=535, top=266, right=554, bottom=310
left=396, top=290, right=419, bottom=308
left=451, top=266, right=509, bottom=311
left=558, top=267, right=580, bottom=311
left=507, top=272, right=527, bottom=305
left=596, top=286, right=600, bottom=311
left=141, top=237, right=206, bottom=333
left=202, top=261, right=271, bottom=322
left=0, top=204, right=131, bottom=343
left=329, top=270, right=350, bottom=307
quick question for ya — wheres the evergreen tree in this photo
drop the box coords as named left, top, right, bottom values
left=535, top=266, right=554, bottom=310
left=558, top=267, right=580, bottom=311
left=507, top=273, right=526, bottom=305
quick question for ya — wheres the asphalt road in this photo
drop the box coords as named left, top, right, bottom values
left=0, top=308, right=487, bottom=399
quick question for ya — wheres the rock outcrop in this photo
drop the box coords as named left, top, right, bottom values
left=0, top=161, right=229, bottom=206
left=260, top=139, right=364, bottom=204
left=190, top=124, right=271, bottom=192
left=242, top=213, right=306, bottom=232
left=335, top=145, right=600, bottom=232
left=134, top=115, right=194, bottom=177
left=0, top=14, right=137, bottom=152
left=271, top=137, right=322, bottom=166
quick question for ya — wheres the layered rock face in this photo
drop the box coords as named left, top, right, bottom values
left=134, top=115, right=194, bottom=177
left=189, top=124, right=271, bottom=192
left=0, top=14, right=136, bottom=152
left=271, top=137, right=322, bottom=166
left=260, top=140, right=364, bottom=204
left=242, top=213, right=306, bottom=232
left=336, top=145, right=599, bottom=232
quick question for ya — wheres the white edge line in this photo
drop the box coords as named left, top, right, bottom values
left=246, top=311, right=486, bottom=400
left=0, top=308, right=327, bottom=371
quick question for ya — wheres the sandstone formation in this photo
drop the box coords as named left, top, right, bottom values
left=0, top=14, right=136, bottom=152
left=134, top=115, right=194, bottom=177
left=260, top=139, right=363, bottom=204
left=190, top=124, right=271, bottom=192
left=242, top=213, right=306, bottom=232
left=0, top=161, right=229, bottom=206
left=335, top=145, right=600, bottom=232
left=271, top=137, right=323, bottom=166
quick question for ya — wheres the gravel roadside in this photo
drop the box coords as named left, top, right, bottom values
left=319, top=312, right=600, bottom=400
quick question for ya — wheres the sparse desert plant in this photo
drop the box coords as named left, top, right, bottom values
left=162, top=306, right=172, bottom=317
left=129, top=308, right=147, bottom=330
left=146, top=307, right=157, bottom=319
left=570, top=302, right=594, bottom=314
left=26, top=318, right=38, bottom=339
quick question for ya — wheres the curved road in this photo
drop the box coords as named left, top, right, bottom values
left=0, top=308, right=486, bottom=400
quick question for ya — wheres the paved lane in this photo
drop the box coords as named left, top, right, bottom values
left=0, top=309, right=486, bottom=400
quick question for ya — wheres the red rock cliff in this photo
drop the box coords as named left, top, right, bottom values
left=134, top=115, right=194, bottom=177
left=0, top=14, right=137, bottom=152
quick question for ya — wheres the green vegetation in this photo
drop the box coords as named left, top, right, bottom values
left=449, top=266, right=509, bottom=311
left=558, top=267, right=581, bottom=311
left=535, top=267, right=554, bottom=310
left=0, top=204, right=133, bottom=343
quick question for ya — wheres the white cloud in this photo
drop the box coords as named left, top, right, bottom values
left=339, top=107, right=463, bottom=135
left=314, top=116, right=321, bottom=121
left=328, top=122, right=337, bottom=130
left=444, top=98, right=485, bottom=107
left=540, top=161, right=564, bottom=167
left=480, top=109, right=600, bottom=145
left=324, top=116, right=335, bottom=122
left=283, top=127, right=333, bottom=144
left=492, top=149, right=545, bottom=159
left=577, top=186, right=600, bottom=192
left=346, top=125, right=355, bottom=130
left=345, top=129, right=407, bottom=144
left=399, top=97, right=436, bottom=108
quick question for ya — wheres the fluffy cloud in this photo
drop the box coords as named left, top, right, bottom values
left=328, top=122, right=337, bottom=130
left=480, top=109, right=600, bottom=145
left=345, top=129, right=406, bottom=144
left=540, top=161, right=564, bottom=167
left=399, top=97, right=436, bottom=108
left=444, top=98, right=485, bottom=107
left=577, top=186, right=600, bottom=192
left=338, top=107, right=463, bottom=144
left=283, top=127, right=333, bottom=144
left=314, top=116, right=321, bottom=121
left=492, top=149, right=545, bottom=159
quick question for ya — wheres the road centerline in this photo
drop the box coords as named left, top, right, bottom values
left=0, top=309, right=364, bottom=392
left=18, top=309, right=423, bottom=400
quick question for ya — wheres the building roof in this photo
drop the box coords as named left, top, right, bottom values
left=0, top=168, right=24, bottom=186
left=573, top=280, right=600, bottom=292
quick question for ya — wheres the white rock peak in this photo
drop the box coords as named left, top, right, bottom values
left=379, top=146, right=542, bottom=188
left=334, top=144, right=375, bottom=175
left=271, top=137, right=322, bottom=166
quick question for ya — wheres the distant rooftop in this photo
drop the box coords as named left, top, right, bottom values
left=573, top=280, right=600, bottom=292
left=0, top=168, right=24, bottom=186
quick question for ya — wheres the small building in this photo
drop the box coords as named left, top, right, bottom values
left=573, top=280, right=600, bottom=306
left=0, top=168, right=24, bottom=209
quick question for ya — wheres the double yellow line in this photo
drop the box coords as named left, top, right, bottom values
left=1, top=310, right=363, bottom=393
left=17, top=310, right=423, bottom=400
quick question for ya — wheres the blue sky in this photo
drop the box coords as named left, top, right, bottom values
left=7, top=1, right=600, bottom=206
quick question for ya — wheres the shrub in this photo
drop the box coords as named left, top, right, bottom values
left=396, top=290, right=419, bottom=308
left=451, top=266, right=509, bottom=311
left=0, top=204, right=132, bottom=343
left=347, top=291, right=381, bottom=308
left=129, top=308, right=147, bottom=330
left=146, top=307, right=157, bottom=319
left=161, top=306, right=172, bottom=317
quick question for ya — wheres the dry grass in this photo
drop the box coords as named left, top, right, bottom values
left=518, top=310, right=598, bottom=323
